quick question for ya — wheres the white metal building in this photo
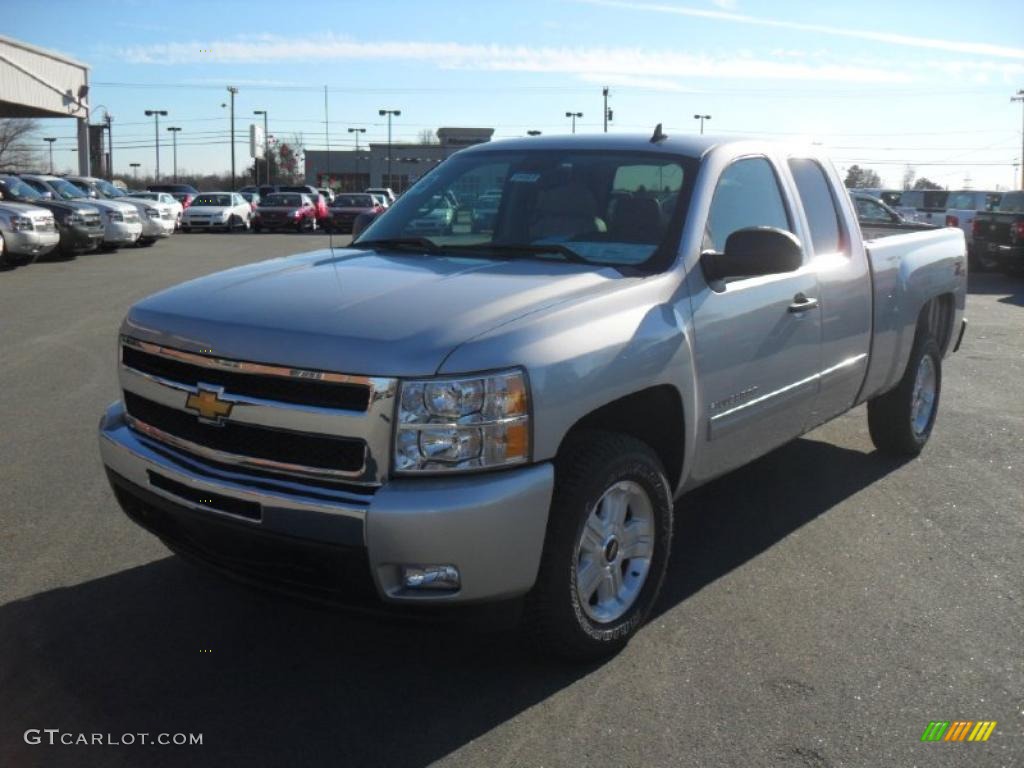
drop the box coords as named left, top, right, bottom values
left=0, top=34, right=91, bottom=174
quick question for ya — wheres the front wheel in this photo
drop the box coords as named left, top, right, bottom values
left=868, top=334, right=942, bottom=456
left=524, top=432, right=673, bottom=661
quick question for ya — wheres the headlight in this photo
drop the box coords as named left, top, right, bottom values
left=395, top=369, right=530, bottom=473
left=106, top=210, right=124, bottom=222
left=67, top=213, right=86, bottom=225
left=10, top=215, right=34, bottom=231
left=145, top=207, right=160, bottom=218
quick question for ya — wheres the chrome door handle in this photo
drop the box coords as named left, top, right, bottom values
left=788, top=293, right=819, bottom=313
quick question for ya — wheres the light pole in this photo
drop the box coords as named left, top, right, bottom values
left=378, top=109, right=401, bottom=189
left=144, top=109, right=168, bottom=180
left=253, top=110, right=269, bottom=185
left=693, top=114, right=711, bottom=135
left=130, top=162, right=140, bottom=182
left=566, top=111, right=583, bottom=134
left=1013, top=89, right=1024, bottom=189
left=226, top=86, right=239, bottom=190
left=43, top=137, right=56, bottom=173
left=602, top=87, right=611, bottom=133
left=348, top=127, right=366, bottom=189
left=166, top=127, right=181, bottom=182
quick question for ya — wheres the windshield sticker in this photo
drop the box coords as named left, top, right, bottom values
left=509, top=173, right=541, bottom=183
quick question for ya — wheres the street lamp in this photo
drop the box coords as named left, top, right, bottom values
left=130, top=162, right=141, bottom=181
left=378, top=109, right=401, bottom=188
left=166, top=127, right=182, bottom=182
left=225, top=87, right=239, bottom=190
left=1013, top=90, right=1024, bottom=189
left=693, top=114, right=711, bottom=135
left=144, top=109, right=168, bottom=180
left=43, top=137, right=57, bottom=173
left=253, top=110, right=269, bottom=185
left=527, top=130, right=542, bottom=136
left=565, top=111, right=583, bottom=134
left=348, top=127, right=367, bottom=188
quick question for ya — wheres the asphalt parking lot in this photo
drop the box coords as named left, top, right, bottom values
left=1, top=233, right=1021, bottom=768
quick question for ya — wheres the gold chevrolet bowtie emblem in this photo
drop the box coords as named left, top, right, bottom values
left=185, top=388, right=233, bottom=423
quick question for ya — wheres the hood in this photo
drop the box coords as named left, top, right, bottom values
left=122, top=196, right=171, bottom=211
left=0, top=201, right=54, bottom=216
left=123, top=247, right=624, bottom=377
left=87, top=198, right=136, bottom=214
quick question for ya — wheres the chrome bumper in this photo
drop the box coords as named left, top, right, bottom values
left=99, top=401, right=553, bottom=604
left=4, top=229, right=60, bottom=255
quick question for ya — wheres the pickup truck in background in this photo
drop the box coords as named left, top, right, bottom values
left=941, top=190, right=1001, bottom=270
left=98, top=133, right=967, bottom=660
left=970, top=190, right=1024, bottom=274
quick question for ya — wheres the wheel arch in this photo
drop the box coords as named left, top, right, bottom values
left=555, top=385, right=686, bottom=494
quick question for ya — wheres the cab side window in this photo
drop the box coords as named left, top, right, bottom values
left=788, top=158, right=844, bottom=255
left=703, top=158, right=791, bottom=254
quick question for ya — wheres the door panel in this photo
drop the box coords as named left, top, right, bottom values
left=687, top=157, right=823, bottom=482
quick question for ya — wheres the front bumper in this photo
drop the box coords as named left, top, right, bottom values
left=103, top=221, right=142, bottom=245
left=141, top=217, right=175, bottom=238
left=3, top=228, right=61, bottom=256
left=60, top=224, right=105, bottom=253
left=98, top=401, right=553, bottom=605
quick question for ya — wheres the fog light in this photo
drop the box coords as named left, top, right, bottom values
left=402, top=565, right=461, bottom=590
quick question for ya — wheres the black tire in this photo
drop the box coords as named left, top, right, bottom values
left=524, top=431, right=673, bottom=661
left=868, top=334, right=942, bottom=456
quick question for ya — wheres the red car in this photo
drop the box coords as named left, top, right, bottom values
left=276, top=185, right=328, bottom=223
left=326, top=193, right=384, bottom=234
left=252, top=192, right=319, bottom=232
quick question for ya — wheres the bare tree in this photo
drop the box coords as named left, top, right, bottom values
left=0, top=118, right=42, bottom=171
left=901, top=165, right=916, bottom=191
left=417, top=129, right=439, bottom=145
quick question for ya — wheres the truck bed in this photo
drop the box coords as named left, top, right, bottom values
left=858, top=227, right=966, bottom=403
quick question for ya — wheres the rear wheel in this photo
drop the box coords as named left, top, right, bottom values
left=524, top=432, right=673, bottom=661
left=868, top=334, right=942, bottom=456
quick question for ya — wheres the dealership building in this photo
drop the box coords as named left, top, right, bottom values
left=304, top=127, right=493, bottom=194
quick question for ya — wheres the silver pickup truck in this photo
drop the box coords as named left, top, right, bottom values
left=98, top=132, right=967, bottom=660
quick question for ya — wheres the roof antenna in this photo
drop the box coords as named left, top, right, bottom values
left=650, top=123, right=668, bottom=143
left=324, top=84, right=334, bottom=252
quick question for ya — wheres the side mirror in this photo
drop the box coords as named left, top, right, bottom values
left=701, top=227, right=803, bottom=282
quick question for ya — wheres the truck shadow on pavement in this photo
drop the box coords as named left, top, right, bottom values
left=968, top=271, right=1024, bottom=307
left=0, top=437, right=907, bottom=768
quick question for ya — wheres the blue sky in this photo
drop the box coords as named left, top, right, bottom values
left=11, top=0, right=1024, bottom=189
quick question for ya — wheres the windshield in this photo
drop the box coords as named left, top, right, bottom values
left=193, top=194, right=232, bottom=207
left=335, top=195, right=373, bottom=207
left=263, top=194, right=303, bottom=207
left=46, top=178, right=88, bottom=200
left=997, top=193, right=1024, bottom=213
left=2, top=177, right=43, bottom=199
left=91, top=178, right=124, bottom=197
left=356, top=149, right=694, bottom=267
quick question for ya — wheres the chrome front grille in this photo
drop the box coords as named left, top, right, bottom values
left=118, top=337, right=397, bottom=487
left=34, top=216, right=56, bottom=232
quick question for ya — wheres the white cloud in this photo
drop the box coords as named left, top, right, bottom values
left=116, top=35, right=912, bottom=84
left=580, top=0, right=1024, bottom=60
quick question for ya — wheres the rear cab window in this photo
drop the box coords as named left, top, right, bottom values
left=787, top=158, right=845, bottom=256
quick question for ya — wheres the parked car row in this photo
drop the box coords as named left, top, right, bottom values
left=0, top=172, right=180, bottom=268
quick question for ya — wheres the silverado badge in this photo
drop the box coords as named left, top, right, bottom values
left=185, top=387, right=233, bottom=424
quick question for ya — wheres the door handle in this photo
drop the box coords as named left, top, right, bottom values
left=788, top=293, right=819, bottom=313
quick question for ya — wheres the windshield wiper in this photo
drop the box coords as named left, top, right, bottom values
left=352, top=237, right=441, bottom=253
left=445, top=242, right=591, bottom=265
